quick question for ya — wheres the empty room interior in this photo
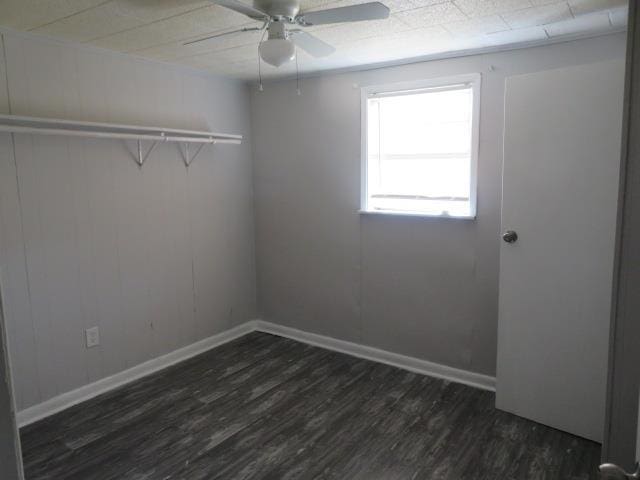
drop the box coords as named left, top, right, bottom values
left=1, top=0, right=640, bottom=479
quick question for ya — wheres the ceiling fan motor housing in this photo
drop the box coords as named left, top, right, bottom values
left=254, top=0, right=300, bottom=21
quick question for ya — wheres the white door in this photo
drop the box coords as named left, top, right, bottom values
left=496, top=60, right=625, bottom=442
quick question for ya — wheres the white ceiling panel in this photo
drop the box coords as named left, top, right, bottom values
left=444, top=14, right=510, bottom=36
left=312, top=15, right=412, bottom=45
left=135, top=27, right=265, bottom=61
left=396, top=3, right=467, bottom=29
left=568, top=0, right=627, bottom=15
left=0, top=0, right=107, bottom=30
left=502, top=3, right=572, bottom=28
left=545, top=9, right=611, bottom=36
left=452, top=0, right=534, bottom=17
left=90, top=5, right=253, bottom=51
left=32, top=1, right=215, bottom=42
left=0, top=0, right=629, bottom=80
left=481, top=24, right=548, bottom=44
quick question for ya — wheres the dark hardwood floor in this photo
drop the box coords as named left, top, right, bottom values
left=20, top=332, right=601, bottom=479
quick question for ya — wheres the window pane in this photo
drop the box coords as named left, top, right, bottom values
left=366, top=84, right=476, bottom=217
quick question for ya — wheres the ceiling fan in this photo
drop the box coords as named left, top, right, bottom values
left=185, top=0, right=390, bottom=67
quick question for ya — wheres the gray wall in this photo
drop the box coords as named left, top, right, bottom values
left=0, top=31, right=257, bottom=411
left=251, top=33, right=627, bottom=378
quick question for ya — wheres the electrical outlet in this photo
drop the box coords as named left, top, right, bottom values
left=85, top=327, right=100, bottom=348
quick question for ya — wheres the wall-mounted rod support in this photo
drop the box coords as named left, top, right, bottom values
left=184, top=143, right=207, bottom=167
left=135, top=140, right=159, bottom=167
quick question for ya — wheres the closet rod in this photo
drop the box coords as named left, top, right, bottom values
left=0, top=114, right=242, bottom=145
left=0, top=125, right=241, bottom=144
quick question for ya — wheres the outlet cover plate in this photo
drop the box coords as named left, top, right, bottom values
left=85, top=326, right=100, bottom=348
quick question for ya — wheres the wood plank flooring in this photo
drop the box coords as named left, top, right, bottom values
left=20, top=332, right=602, bottom=479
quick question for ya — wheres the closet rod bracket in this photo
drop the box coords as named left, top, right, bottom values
left=135, top=139, right=160, bottom=168
left=183, top=140, right=215, bottom=168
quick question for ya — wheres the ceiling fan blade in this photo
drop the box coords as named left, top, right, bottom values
left=289, top=31, right=335, bottom=57
left=297, top=2, right=389, bottom=26
left=184, top=26, right=262, bottom=46
left=209, top=0, right=270, bottom=21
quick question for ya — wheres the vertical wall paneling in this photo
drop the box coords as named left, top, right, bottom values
left=0, top=32, right=256, bottom=411
left=0, top=36, right=40, bottom=411
left=0, top=35, right=26, bottom=479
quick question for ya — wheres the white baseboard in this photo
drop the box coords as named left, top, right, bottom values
left=17, top=321, right=257, bottom=427
left=254, top=320, right=496, bottom=392
left=18, top=319, right=495, bottom=426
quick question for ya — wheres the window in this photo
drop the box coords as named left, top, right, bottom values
left=361, top=75, right=480, bottom=218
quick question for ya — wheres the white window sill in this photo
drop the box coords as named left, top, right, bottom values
left=358, top=209, right=476, bottom=220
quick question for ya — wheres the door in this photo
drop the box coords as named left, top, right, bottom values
left=496, top=60, right=625, bottom=442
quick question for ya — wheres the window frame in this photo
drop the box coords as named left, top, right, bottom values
left=360, top=73, right=481, bottom=219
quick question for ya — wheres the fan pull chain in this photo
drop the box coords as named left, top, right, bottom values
left=258, top=27, right=268, bottom=92
left=258, top=47, right=263, bottom=92
left=295, top=47, right=301, bottom=96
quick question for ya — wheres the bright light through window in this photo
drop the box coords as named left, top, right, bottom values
left=363, top=76, right=479, bottom=218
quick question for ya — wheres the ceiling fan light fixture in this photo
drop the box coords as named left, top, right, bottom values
left=259, top=38, right=296, bottom=67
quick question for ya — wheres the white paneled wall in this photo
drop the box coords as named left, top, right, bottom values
left=0, top=32, right=256, bottom=410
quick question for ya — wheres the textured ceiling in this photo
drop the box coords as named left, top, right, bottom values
left=0, top=0, right=628, bottom=80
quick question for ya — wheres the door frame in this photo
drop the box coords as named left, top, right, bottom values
left=603, top=2, right=640, bottom=469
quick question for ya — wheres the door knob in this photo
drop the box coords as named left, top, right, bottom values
left=599, top=463, right=640, bottom=479
left=502, top=230, right=518, bottom=244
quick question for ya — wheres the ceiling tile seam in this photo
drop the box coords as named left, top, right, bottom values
left=450, top=0, right=520, bottom=18
left=130, top=29, right=264, bottom=61
left=27, top=0, right=115, bottom=32
left=567, top=0, right=576, bottom=20
left=331, top=23, right=458, bottom=46
left=390, top=1, right=455, bottom=15
left=128, top=20, right=263, bottom=56
left=497, top=1, right=575, bottom=29
left=440, top=16, right=514, bottom=38
left=450, top=0, right=471, bottom=19
left=392, top=2, right=469, bottom=22
left=170, top=39, right=266, bottom=63
left=80, top=4, right=224, bottom=47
